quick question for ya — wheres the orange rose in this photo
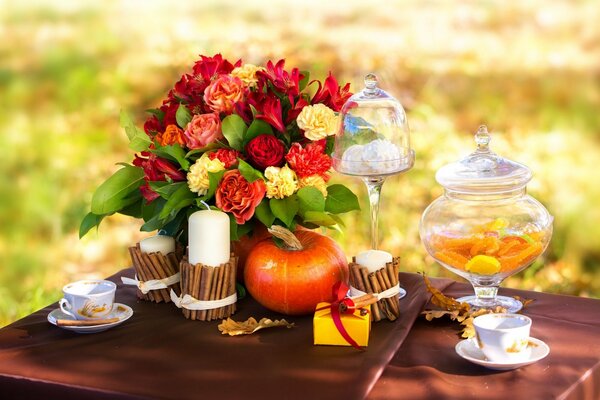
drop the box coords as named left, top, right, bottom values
left=216, top=170, right=266, bottom=224
left=156, top=124, right=186, bottom=146
left=203, top=75, right=245, bottom=114
left=184, top=113, right=223, bottom=149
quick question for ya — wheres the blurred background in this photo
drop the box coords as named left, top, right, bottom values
left=1, top=0, right=599, bottom=327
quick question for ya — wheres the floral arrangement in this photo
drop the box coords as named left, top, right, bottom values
left=80, top=54, right=360, bottom=242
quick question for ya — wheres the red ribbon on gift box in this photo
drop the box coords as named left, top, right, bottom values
left=316, top=281, right=368, bottom=350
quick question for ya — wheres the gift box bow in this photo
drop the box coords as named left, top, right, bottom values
left=316, top=281, right=370, bottom=350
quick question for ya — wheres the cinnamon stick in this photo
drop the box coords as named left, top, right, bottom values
left=360, top=267, right=381, bottom=321
left=380, top=267, right=400, bottom=318
left=222, top=260, right=232, bottom=319
left=57, top=318, right=119, bottom=327
left=181, top=261, right=189, bottom=319
left=370, top=273, right=395, bottom=321
left=198, top=265, right=214, bottom=321
left=129, top=247, right=154, bottom=302
left=229, top=257, right=237, bottom=316
left=376, top=270, right=398, bottom=321
left=147, top=253, right=171, bottom=303
left=208, top=264, right=224, bottom=321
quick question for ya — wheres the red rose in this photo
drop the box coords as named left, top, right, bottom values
left=216, top=170, right=266, bottom=224
left=245, top=134, right=285, bottom=170
left=285, top=142, right=332, bottom=179
left=209, top=149, right=241, bottom=169
left=133, top=152, right=186, bottom=202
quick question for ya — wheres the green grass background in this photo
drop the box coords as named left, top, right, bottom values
left=1, top=0, right=599, bottom=327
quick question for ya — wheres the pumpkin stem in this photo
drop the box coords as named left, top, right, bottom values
left=268, top=225, right=303, bottom=251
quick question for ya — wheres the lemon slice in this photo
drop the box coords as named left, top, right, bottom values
left=465, top=255, right=501, bottom=275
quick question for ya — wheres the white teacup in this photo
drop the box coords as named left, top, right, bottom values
left=59, top=280, right=116, bottom=320
left=473, top=313, right=532, bottom=363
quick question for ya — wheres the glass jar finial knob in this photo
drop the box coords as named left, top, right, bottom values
left=364, top=73, right=379, bottom=94
left=475, top=125, right=491, bottom=152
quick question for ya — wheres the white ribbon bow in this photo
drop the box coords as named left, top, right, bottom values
left=121, top=273, right=181, bottom=294
left=349, top=284, right=401, bottom=301
left=169, top=289, right=237, bottom=311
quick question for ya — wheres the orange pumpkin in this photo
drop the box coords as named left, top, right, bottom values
left=231, top=225, right=270, bottom=283
left=244, top=226, right=348, bottom=315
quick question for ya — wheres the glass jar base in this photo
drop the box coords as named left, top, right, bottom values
left=456, top=295, right=523, bottom=313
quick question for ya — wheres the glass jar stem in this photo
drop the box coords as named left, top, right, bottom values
left=363, top=177, right=385, bottom=250
left=472, top=284, right=499, bottom=308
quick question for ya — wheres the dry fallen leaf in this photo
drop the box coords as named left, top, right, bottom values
left=422, top=274, right=470, bottom=313
left=421, top=274, right=530, bottom=339
left=218, top=317, right=295, bottom=336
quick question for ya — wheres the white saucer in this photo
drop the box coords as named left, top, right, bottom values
left=47, top=303, right=133, bottom=334
left=399, top=287, right=407, bottom=299
left=455, top=337, right=549, bottom=370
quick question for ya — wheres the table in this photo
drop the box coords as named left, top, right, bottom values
left=0, top=269, right=598, bottom=400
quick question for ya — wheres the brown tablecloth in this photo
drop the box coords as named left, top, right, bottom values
left=0, top=269, right=429, bottom=400
left=369, top=279, right=600, bottom=400
left=0, top=269, right=599, bottom=400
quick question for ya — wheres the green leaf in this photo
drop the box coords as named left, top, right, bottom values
left=299, top=70, right=310, bottom=91
left=79, top=212, right=105, bottom=238
left=297, top=186, right=325, bottom=215
left=238, top=159, right=264, bottom=183
left=159, top=183, right=196, bottom=219
left=142, top=197, right=166, bottom=221
left=270, top=195, right=299, bottom=228
left=141, top=214, right=164, bottom=232
left=120, top=110, right=151, bottom=152
left=185, top=143, right=223, bottom=158
left=149, top=181, right=187, bottom=200
left=228, top=215, right=252, bottom=241
left=221, top=114, right=248, bottom=151
left=243, top=119, right=273, bottom=147
left=176, top=104, right=192, bottom=128
left=151, top=144, right=190, bottom=170
left=119, top=195, right=143, bottom=218
left=325, top=184, right=360, bottom=214
left=146, top=108, right=165, bottom=122
left=254, top=199, right=275, bottom=227
left=328, top=213, right=346, bottom=228
left=198, top=169, right=225, bottom=202
left=91, top=165, right=145, bottom=215
left=303, top=211, right=337, bottom=226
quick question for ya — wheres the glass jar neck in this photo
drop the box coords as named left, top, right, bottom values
left=444, top=187, right=526, bottom=201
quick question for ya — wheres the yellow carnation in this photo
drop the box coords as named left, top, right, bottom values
left=231, top=64, right=265, bottom=89
left=296, top=103, right=340, bottom=141
left=264, top=165, right=297, bottom=199
left=298, top=175, right=328, bottom=198
left=187, top=154, right=225, bottom=195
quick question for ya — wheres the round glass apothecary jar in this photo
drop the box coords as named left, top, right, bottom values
left=419, top=126, right=553, bottom=312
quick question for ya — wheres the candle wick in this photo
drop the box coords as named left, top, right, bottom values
left=199, top=200, right=211, bottom=211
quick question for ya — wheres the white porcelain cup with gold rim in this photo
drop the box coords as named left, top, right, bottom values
left=473, top=313, right=532, bottom=363
left=59, top=280, right=116, bottom=320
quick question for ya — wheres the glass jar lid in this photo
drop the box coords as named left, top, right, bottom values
left=332, top=73, right=414, bottom=177
left=435, top=126, right=532, bottom=193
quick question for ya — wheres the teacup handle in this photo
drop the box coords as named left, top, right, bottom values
left=59, top=298, right=77, bottom=319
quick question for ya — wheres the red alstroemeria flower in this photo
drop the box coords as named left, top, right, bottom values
left=285, top=94, right=309, bottom=125
left=133, top=152, right=186, bottom=202
left=255, top=96, right=286, bottom=132
left=310, top=73, right=352, bottom=112
left=173, top=73, right=210, bottom=113
left=256, top=59, right=302, bottom=97
left=285, top=142, right=332, bottom=179
left=192, top=54, right=241, bottom=82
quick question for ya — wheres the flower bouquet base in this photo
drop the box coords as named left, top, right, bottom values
left=127, top=244, right=183, bottom=303
left=349, top=256, right=401, bottom=322
left=177, top=255, right=238, bottom=321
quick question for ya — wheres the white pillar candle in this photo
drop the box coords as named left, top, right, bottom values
left=188, top=210, right=230, bottom=267
left=140, top=235, right=176, bottom=255
left=355, top=250, right=393, bottom=273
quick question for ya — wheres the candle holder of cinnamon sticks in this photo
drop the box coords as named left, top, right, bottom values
left=349, top=256, right=401, bottom=322
left=179, top=254, right=238, bottom=321
left=128, top=243, right=183, bottom=303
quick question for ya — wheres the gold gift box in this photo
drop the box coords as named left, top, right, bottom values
left=313, top=302, right=371, bottom=347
